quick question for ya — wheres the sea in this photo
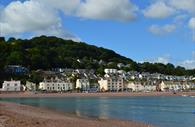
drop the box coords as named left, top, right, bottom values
left=1, top=96, right=195, bottom=127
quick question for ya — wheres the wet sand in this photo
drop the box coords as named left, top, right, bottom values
left=0, top=102, right=153, bottom=127
left=0, top=91, right=195, bottom=98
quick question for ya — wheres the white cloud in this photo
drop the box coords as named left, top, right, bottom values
left=149, top=24, right=176, bottom=35
left=77, top=0, right=138, bottom=21
left=177, top=52, right=195, bottom=69
left=0, top=0, right=80, bottom=40
left=0, top=0, right=139, bottom=39
left=178, top=60, right=195, bottom=69
left=143, top=55, right=170, bottom=64
left=189, top=17, right=195, bottom=29
left=1, top=1, right=59, bottom=33
left=173, top=14, right=188, bottom=24
left=188, top=17, right=195, bottom=41
left=154, top=56, right=170, bottom=64
left=168, top=0, right=195, bottom=14
left=34, top=0, right=80, bottom=15
left=143, top=1, right=175, bottom=19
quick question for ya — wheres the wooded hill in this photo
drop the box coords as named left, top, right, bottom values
left=0, top=36, right=194, bottom=76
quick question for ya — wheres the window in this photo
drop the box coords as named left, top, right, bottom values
left=15, top=84, right=17, bottom=86
left=7, top=84, right=10, bottom=86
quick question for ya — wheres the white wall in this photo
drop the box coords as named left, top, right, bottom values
left=76, top=79, right=90, bottom=91
left=2, top=81, right=21, bottom=91
left=39, top=82, right=73, bottom=91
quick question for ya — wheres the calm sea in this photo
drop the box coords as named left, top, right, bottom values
left=1, top=96, right=195, bottom=127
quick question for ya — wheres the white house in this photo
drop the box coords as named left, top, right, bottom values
left=2, top=80, right=21, bottom=91
left=159, top=81, right=168, bottom=91
left=143, top=85, right=156, bottom=92
left=127, top=82, right=144, bottom=92
left=76, top=79, right=90, bottom=91
left=39, top=79, right=73, bottom=92
left=104, top=69, right=118, bottom=74
left=127, top=81, right=156, bottom=92
left=159, top=81, right=191, bottom=91
left=98, top=76, right=124, bottom=92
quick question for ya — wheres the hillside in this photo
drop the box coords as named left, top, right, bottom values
left=0, top=36, right=133, bottom=69
left=0, top=36, right=194, bottom=76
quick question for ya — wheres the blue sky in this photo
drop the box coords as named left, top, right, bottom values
left=0, top=0, right=195, bottom=69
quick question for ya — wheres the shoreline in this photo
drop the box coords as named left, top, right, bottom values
left=1, top=91, right=195, bottom=98
left=0, top=102, right=154, bottom=127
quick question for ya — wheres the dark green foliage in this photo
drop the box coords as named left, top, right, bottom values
left=0, top=36, right=132, bottom=70
left=0, top=35, right=194, bottom=78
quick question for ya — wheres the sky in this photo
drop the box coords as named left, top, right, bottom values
left=0, top=0, right=195, bottom=69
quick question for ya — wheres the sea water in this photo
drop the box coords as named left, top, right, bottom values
left=1, top=96, right=195, bottom=127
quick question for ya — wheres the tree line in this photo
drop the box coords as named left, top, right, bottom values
left=0, top=36, right=194, bottom=77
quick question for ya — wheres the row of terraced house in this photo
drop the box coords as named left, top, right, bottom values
left=1, top=69, right=195, bottom=92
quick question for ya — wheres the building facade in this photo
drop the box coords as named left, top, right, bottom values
left=76, top=79, right=90, bottom=91
left=104, top=69, right=118, bottom=74
left=98, top=76, right=124, bottom=92
left=2, top=81, right=21, bottom=91
left=39, top=80, right=73, bottom=92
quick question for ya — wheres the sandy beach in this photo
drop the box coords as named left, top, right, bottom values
left=1, top=92, right=194, bottom=127
left=0, top=102, right=154, bottom=127
left=1, top=91, right=195, bottom=98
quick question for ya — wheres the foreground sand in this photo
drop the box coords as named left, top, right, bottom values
left=1, top=91, right=195, bottom=98
left=0, top=102, right=153, bottom=127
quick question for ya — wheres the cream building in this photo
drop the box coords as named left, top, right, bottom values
left=98, top=76, right=124, bottom=92
left=127, top=81, right=156, bottom=92
left=39, top=79, right=73, bottom=92
left=2, top=80, right=21, bottom=91
left=76, top=79, right=90, bottom=91
left=127, top=82, right=144, bottom=92
left=159, top=81, right=191, bottom=91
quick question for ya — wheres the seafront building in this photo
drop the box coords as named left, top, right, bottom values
left=39, top=78, right=73, bottom=92
left=159, top=81, right=192, bottom=91
left=1, top=68, right=195, bottom=93
left=76, top=79, right=90, bottom=91
left=1, top=80, right=22, bottom=91
left=98, top=74, right=124, bottom=92
left=127, top=82, right=144, bottom=92
left=127, top=82, right=156, bottom=92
